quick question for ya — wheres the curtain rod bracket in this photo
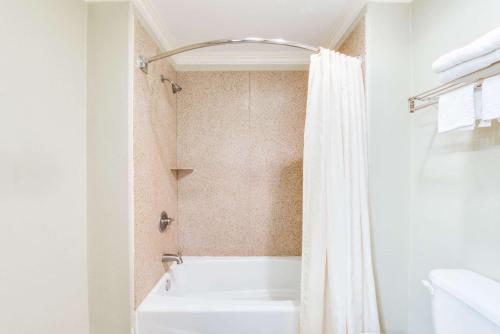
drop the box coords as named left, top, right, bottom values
left=137, top=55, right=149, bottom=74
left=408, top=98, right=415, bottom=113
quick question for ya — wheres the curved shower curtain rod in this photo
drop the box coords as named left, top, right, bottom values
left=137, top=37, right=321, bottom=73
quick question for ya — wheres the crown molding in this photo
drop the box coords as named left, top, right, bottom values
left=129, top=0, right=315, bottom=68
left=131, top=0, right=178, bottom=64
left=176, top=63, right=309, bottom=72
left=174, top=52, right=310, bottom=65
left=326, top=0, right=367, bottom=49
left=173, top=51, right=311, bottom=71
left=130, top=0, right=365, bottom=67
left=369, top=0, right=413, bottom=2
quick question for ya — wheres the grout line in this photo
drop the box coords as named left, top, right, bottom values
left=248, top=72, right=252, bottom=203
left=175, top=71, right=181, bottom=253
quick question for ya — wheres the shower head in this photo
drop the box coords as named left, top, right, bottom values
left=161, top=75, right=182, bottom=94
left=171, top=82, right=183, bottom=94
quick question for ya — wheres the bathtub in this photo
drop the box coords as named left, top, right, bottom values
left=136, top=257, right=301, bottom=334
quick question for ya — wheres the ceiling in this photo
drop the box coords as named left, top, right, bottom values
left=134, top=0, right=366, bottom=68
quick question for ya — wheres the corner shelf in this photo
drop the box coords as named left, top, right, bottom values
left=170, top=167, right=194, bottom=172
left=170, top=167, right=194, bottom=178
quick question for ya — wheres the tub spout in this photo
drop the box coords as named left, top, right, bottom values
left=162, top=251, right=183, bottom=265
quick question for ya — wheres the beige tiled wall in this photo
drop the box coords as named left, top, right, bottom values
left=338, top=17, right=366, bottom=58
left=133, top=20, right=178, bottom=307
left=177, top=71, right=308, bottom=256
left=249, top=72, right=306, bottom=255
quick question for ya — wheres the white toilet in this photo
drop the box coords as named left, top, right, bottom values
left=424, top=269, right=500, bottom=334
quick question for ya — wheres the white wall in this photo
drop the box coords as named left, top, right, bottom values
left=409, top=1, right=500, bottom=333
left=87, top=2, right=133, bottom=334
left=365, top=2, right=500, bottom=333
left=365, top=3, right=411, bottom=333
left=0, top=1, right=89, bottom=333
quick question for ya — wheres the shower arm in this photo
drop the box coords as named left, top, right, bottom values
left=137, top=37, right=321, bottom=73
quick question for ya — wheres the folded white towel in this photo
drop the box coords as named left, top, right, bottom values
left=481, top=74, right=500, bottom=121
left=437, top=48, right=500, bottom=83
left=433, top=27, right=500, bottom=73
left=438, top=84, right=476, bottom=133
left=474, top=87, right=493, bottom=127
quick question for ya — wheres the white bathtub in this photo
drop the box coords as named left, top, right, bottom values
left=136, top=257, right=301, bottom=334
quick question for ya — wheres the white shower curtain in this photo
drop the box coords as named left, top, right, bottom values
left=300, top=49, right=380, bottom=334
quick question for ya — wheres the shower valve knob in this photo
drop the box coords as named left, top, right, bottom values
left=159, top=211, right=174, bottom=232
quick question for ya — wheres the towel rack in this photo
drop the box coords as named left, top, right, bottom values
left=408, top=61, right=500, bottom=113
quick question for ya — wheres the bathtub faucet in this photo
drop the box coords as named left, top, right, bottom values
left=162, top=251, right=183, bottom=265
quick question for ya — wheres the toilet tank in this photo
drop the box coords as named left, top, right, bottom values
left=425, top=269, right=500, bottom=334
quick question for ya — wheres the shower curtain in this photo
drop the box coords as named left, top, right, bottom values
left=300, top=49, right=380, bottom=334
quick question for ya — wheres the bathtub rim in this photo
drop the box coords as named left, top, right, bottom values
left=136, top=256, right=301, bottom=313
